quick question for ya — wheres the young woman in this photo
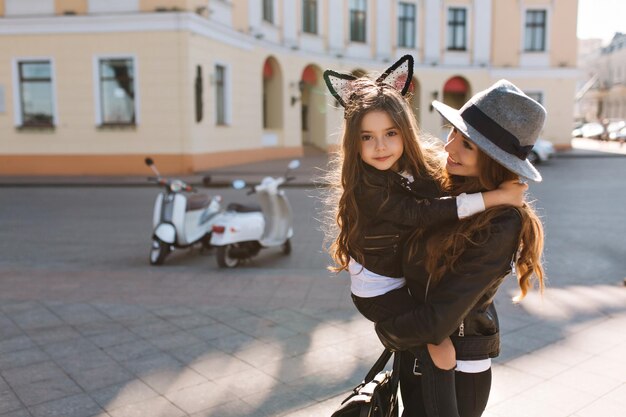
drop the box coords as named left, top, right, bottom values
left=375, top=79, right=547, bottom=417
left=323, top=57, right=526, bottom=417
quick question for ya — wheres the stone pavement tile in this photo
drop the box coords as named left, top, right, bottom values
left=168, top=342, right=214, bottom=364
left=68, top=363, right=134, bottom=392
left=188, top=353, right=256, bottom=381
left=126, top=320, right=179, bottom=339
left=252, top=309, right=322, bottom=334
left=56, top=349, right=118, bottom=374
left=486, top=365, right=544, bottom=406
left=122, top=352, right=183, bottom=377
left=230, top=341, right=284, bottom=368
left=26, top=326, right=82, bottom=346
left=28, top=393, right=104, bottom=417
left=570, top=396, right=624, bottom=417
left=42, top=337, right=99, bottom=360
left=138, top=367, right=208, bottom=396
left=166, top=315, right=217, bottom=330
left=502, top=352, right=571, bottom=379
left=92, top=304, right=152, bottom=324
left=199, top=307, right=250, bottom=323
left=223, top=316, right=299, bottom=342
left=562, top=327, right=624, bottom=354
left=146, top=331, right=203, bottom=351
left=11, top=308, right=63, bottom=331
left=108, top=397, right=185, bottom=417
left=0, top=336, right=35, bottom=355
left=288, top=369, right=358, bottom=403
left=487, top=393, right=570, bottom=417
left=0, top=318, right=22, bottom=340
left=604, top=383, right=626, bottom=406
left=12, top=376, right=83, bottom=406
left=46, top=304, right=110, bottom=326
left=150, top=306, right=195, bottom=319
left=1, top=361, right=66, bottom=388
left=0, top=348, right=49, bottom=371
left=74, top=322, right=125, bottom=338
left=164, top=380, right=235, bottom=414
left=265, top=333, right=321, bottom=359
left=87, top=329, right=139, bottom=349
left=189, top=398, right=257, bottom=417
left=0, top=376, right=8, bottom=391
left=549, top=367, right=622, bottom=397
left=0, top=409, right=33, bottom=417
left=526, top=341, right=594, bottom=366
left=0, top=300, right=41, bottom=315
left=520, top=379, right=597, bottom=416
left=187, top=323, right=242, bottom=342
left=241, top=383, right=317, bottom=417
left=104, top=340, right=161, bottom=362
left=206, top=331, right=258, bottom=354
left=211, top=368, right=279, bottom=398
left=0, top=389, right=22, bottom=414
left=286, top=392, right=347, bottom=417
left=573, top=354, right=626, bottom=381
left=90, top=379, right=159, bottom=412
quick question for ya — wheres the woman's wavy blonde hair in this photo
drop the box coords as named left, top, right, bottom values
left=322, top=77, right=445, bottom=273
left=415, top=141, right=546, bottom=302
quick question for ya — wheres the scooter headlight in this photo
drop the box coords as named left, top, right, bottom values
left=169, top=180, right=185, bottom=193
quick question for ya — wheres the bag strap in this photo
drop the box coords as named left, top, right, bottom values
left=363, top=349, right=393, bottom=384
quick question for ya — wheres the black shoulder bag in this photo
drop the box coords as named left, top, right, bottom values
left=331, top=349, right=400, bottom=417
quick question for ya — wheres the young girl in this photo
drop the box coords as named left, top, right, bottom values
left=323, top=56, right=526, bottom=417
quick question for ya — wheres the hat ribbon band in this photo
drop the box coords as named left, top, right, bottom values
left=461, top=105, right=534, bottom=160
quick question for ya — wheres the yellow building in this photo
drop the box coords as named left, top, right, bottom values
left=0, top=0, right=578, bottom=175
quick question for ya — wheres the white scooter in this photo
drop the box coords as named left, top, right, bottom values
left=210, top=159, right=300, bottom=268
left=145, top=157, right=222, bottom=265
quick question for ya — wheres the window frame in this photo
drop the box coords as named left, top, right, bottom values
left=93, top=55, right=140, bottom=127
left=398, top=1, right=416, bottom=48
left=12, top=57, right=58, bottom=128
left=524, top=9, right=547, bottom=52
left=349, top=0, right=367, bottom=43
left=214, top=62, right=231, bottom=126
left=446, top=6, right=467, bottom=51
left=302, top=0, right=318, bottom=35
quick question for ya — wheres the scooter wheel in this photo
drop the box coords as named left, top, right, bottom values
left=149, top=238, right=170, bottom=266
left=282, top=239, right=291, bottom=255
left=217, top=245, right=240, bottom=268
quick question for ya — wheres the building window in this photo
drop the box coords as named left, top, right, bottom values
left=302, top=0, right=317, bottom=34
left=195, top=65, right=203, bottom=123
left=447, top=7, right=467, bottom=51
left=524, top=10, right=546, bottom=52
left=17, top=61, right=54, bottom=127
left=350, top=0, right=367, bottom=43
left=98, top=58, right=136, bottom=125
left=263, top=0, right=273, bottom=23
left=398, top=2, right=416, bottom=48
left=215, top=64, right=227, bottom=125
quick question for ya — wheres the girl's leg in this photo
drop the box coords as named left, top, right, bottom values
left=455, top=369, right=492, bottom=417
left=415, top=347, right=460, bottom=417
left=351, top=287, right=417, bottom=323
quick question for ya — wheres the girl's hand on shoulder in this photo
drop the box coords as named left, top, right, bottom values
left=495, top=180, right=528, bottom=208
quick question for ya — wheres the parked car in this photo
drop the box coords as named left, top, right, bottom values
left=528, top=138, right=555, bottom=165
left=609, top=126, right=626, bottom=142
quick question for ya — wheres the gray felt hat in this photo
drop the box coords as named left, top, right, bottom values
left=432, top=79, right=546, bottom=182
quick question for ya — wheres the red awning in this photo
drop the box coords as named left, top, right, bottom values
left=301, top=66, right=317, bottom=84
left=444, top=77, right=468, bottom=94
left=263, top=60, right=273, bottom=79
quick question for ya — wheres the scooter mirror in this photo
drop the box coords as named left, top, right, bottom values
left=288, top=159, right=301, bottom=170
left=232, top=179, right=246, bottom=190
left=145, top=157, right=154, bottom=166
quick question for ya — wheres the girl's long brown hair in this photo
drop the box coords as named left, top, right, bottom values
left=323, top=78, right=444, bottom=273
left=416, top=147, right=545, bottom=302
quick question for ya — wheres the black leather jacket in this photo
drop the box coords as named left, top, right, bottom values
left=375, top=207, right=522, bottom=360
left=352, top=163, right=458, bottom=278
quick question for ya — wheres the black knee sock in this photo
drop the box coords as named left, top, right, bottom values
left=454, top=369, right=492, bottom=417
left=414, top=348, right=460, bottom=417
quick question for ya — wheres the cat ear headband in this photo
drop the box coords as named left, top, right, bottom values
left=323, top=54, right=414, bottom=108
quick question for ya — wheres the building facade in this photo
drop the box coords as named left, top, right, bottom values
left=576, top=33, right=626, bottom=123
left=0, top=0, right=578, bottom=175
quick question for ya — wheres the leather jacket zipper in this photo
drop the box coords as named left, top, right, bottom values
left=458, top=321, right=465, bottom=337
left=364, top=234, right=400, bottom=240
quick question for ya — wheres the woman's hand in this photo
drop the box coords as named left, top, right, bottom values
left=482, top=180, right=527, bottom=209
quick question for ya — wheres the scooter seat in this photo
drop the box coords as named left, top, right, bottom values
left=186, top=194, right=212, bottom=212
left=227, top=202, right=261, bottom=213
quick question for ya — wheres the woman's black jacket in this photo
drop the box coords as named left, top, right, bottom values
left=375, top=207, right=522, bottom=360
left=353, top=163, right=458, bottom=278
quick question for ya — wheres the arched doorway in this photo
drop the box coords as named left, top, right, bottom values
left=262, top=56, right=283, bottom=146
left=440, top=76, right=471, bottom=138
left=299, top=64, right=326, bottom=150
